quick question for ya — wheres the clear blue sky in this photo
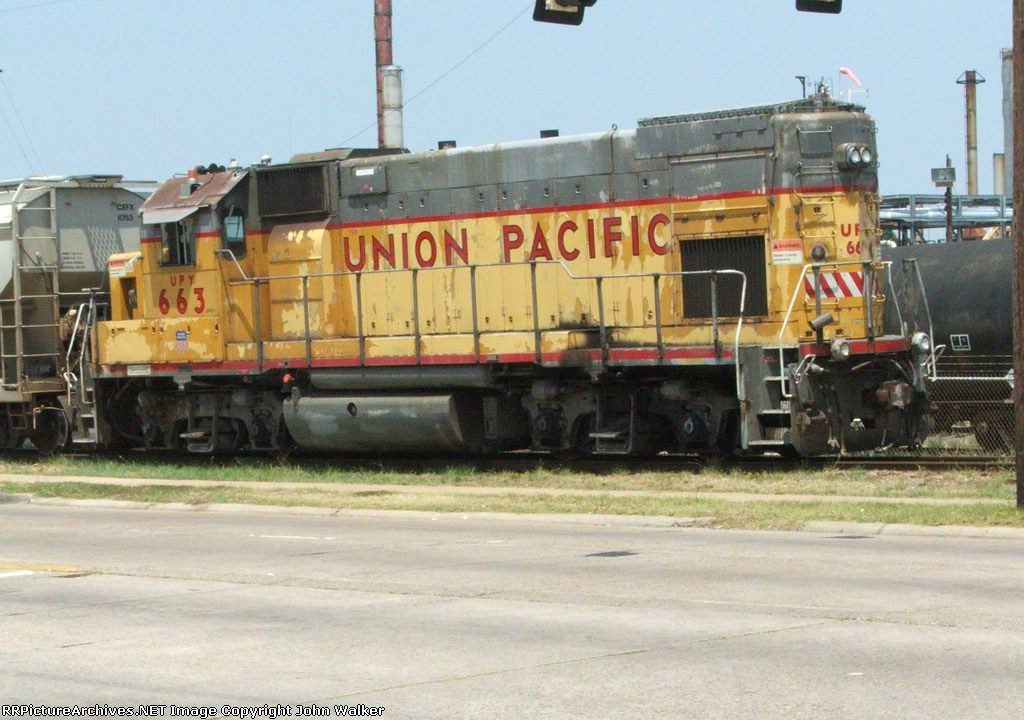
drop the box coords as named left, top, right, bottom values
left=0, top=0, right=1012, bottom=195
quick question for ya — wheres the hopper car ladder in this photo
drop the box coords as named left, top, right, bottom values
left=1, top=184, right=63, bottom=397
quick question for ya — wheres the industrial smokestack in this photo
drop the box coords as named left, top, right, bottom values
left=1002, top=48, right=1013, bottom=194
left=381, top=65, right=404, bottom=150
left=375, top=0, right=394, bottom=149
left=958, top=69, right=986, bottom=195
left=994, top=153, right=1006, bottom=196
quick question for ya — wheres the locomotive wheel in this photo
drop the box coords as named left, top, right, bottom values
left=551, top=415, right=593, bottom=462
left=29, top=406, right=70, bottom=456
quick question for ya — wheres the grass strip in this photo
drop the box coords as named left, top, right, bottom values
left=3, top=478, right=1021, bottom=532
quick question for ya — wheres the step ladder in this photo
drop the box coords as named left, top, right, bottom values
left=63, top=295, right=99, bottom=444
left=589, top=393, right=636, bottom=455
left=739, top=345, right=793, bottom=452
left=1, top=184, right=63, bottom=395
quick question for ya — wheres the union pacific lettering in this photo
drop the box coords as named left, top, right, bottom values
left=337, top=209, right=672, bottom=271
left=503, top=212, right=670, bottom=263
left=341, top=228, right=469, bottom=271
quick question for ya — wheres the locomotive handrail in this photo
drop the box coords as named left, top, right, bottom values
left=212, top=251, right=747, bottom=386
left=898, top=257, right=937, bottom=381
left=777, top=258, right=886, bottom=400
left=557, top=265, right=747, bottom=366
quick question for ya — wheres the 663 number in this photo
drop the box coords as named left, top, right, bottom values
left=158, top=287, right=206, bottom=315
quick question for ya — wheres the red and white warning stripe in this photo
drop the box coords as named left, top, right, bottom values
left=804, top=271, right=865, bottom=299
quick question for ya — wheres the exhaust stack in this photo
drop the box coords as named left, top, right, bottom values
left=375, top=0, right=403, bottom=149
left=958, top=70, right=985, bottom=195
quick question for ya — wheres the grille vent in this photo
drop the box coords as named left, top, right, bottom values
left=680, top=234, right=768, bottom=318
left=256, top=163, right=330, bottom=219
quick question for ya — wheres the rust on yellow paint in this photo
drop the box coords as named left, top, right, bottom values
left=100, top=192, right=883, bottom=369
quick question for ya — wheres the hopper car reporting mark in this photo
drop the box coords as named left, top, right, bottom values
left=0, top=91, right=933, bottom=459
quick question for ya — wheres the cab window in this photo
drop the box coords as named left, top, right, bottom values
left=222, top=206, right=246, bottom=259
left=161, top=219, right=195, bottom=266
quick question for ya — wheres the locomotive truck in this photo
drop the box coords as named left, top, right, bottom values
left=31, top=92, right=937, bottom=458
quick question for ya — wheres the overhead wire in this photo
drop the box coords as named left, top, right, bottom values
left=0, top=70, right=40, bottom=174
left=0, top=0, right=69, bottom=174
left=0, top=0, right=70, bottom=14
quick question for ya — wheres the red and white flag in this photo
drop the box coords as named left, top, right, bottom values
left=839, top=67, right=862, bottom=87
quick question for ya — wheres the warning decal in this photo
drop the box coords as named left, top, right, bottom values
left=771, top=239, right=803, bottom=265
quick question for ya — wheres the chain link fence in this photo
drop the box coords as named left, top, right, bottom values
left=922, top=355, right=1015, bottom=455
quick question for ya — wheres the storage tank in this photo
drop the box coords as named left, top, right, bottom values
left=883, top=238, right=1013, bottom=451
left=884, top=238, right=1012, bottom=365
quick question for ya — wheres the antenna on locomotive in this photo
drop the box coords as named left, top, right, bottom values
left=813, top=77, right=833, bottom=100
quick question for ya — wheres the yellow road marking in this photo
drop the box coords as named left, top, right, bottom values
left=0, top=564, right=80, bottom=573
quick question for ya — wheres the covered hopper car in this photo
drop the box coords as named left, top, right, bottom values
left=0, top=175, right=143, bottom=452
left=38, top=92, right=936, bottom=458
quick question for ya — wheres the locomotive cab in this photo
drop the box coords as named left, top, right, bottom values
left=96, top=167, right=265, bottom=451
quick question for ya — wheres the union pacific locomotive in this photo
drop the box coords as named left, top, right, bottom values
left=7, top=91, right=937, bottom=457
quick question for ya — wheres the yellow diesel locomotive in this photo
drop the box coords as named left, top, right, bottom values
left=80, top=91, right=932, bottom=458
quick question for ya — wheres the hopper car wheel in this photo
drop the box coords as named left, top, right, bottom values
left=0, top=415, right=26, bottom=450
left=30, top=405, right=69, bottom=456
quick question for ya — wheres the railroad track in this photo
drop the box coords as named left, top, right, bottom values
left=40, top=448, right=1013, bottom=475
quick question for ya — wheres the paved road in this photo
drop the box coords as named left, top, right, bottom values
left=2, top=501, right=1022, bottom=719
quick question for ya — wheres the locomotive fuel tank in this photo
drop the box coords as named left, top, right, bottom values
left=281, top=391, right=527, bottom=455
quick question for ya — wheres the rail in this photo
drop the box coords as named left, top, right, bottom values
left=214, top=249, right=747, bottom=394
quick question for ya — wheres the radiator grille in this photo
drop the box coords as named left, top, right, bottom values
left=680, top=235, right=768, bottom=318
left=256, top=163, right=330, bottom=219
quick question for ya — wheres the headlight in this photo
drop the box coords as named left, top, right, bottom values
left=836, top=143, right=874, bottom=170
left=830, top=338, right=851, bottom=361
left=911, top=331, right=931, bottom=355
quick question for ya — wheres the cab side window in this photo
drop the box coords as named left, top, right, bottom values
left=161, top=220, right=195, bottom=266
left=222, top=206, right=246, bottom=259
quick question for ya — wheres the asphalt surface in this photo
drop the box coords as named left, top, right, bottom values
left=2, top=499, right=1023, bottom=718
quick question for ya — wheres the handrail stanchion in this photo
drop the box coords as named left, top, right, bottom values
left=653, top=273, right=664, bottom=363
left=302, top=275, right=311, bottom=367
